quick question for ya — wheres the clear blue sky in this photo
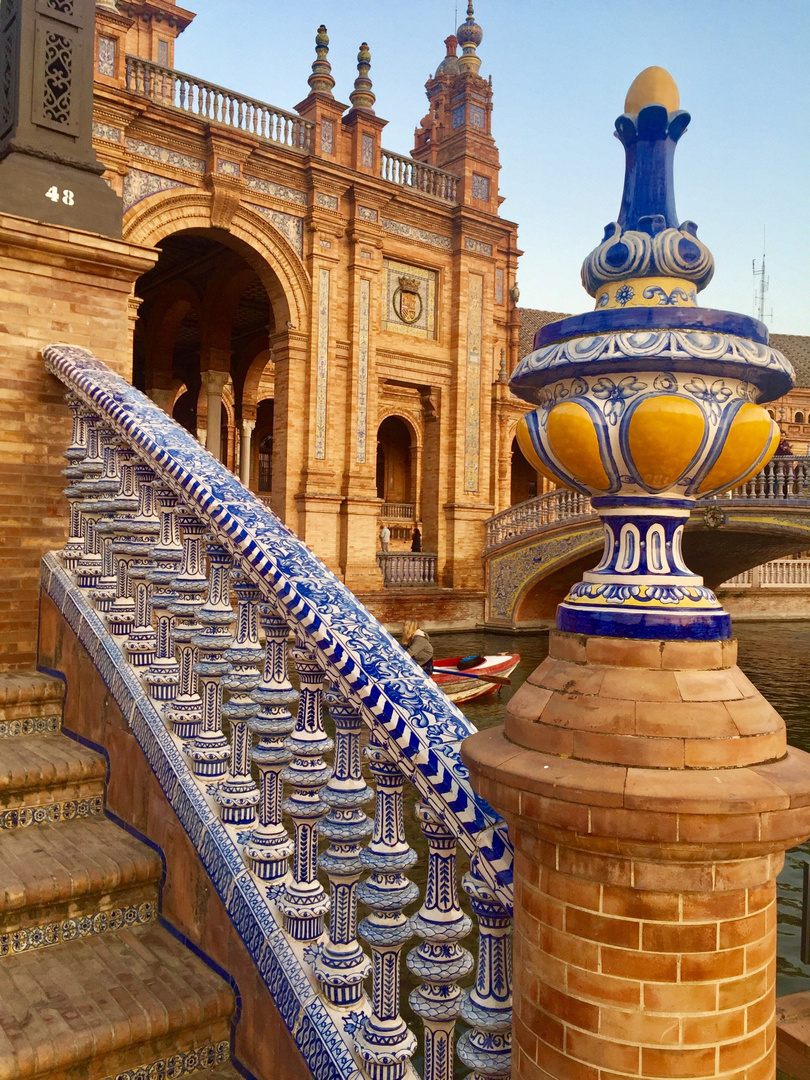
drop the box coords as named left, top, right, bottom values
left=178, top=1, right=810, bottom=335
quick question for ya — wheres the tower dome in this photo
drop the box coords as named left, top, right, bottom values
left=456, top=2, right=482, bottom=74
left=434, top=35, right=459, bottom=78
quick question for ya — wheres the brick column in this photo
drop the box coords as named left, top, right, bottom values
left=462, top=632, right=810, bottom=1079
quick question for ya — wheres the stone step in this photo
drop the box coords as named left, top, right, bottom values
left=0, top=733, right=106, bottom=826
left=0, top=673, right=63, bottom=738
left=0, top=923, right=235, bottom=1080
left=0, top=816, right=162, bottom=943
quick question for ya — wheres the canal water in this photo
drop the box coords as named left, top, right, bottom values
left=431, top=621, right=810, bottom=999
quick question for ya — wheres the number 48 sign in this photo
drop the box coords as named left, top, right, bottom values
left=46, top=187, right=75, bottom=206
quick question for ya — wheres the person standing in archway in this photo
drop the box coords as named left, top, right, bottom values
left=411, top=526, right=422, bottom=552
left=379, top=523, right=391, bottom=552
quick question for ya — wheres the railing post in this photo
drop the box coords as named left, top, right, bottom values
left=216, top=572, right=262, bottom=825
left=164, top=511, right=207, bottom=738
left=73, top=415, right=107, bottom=589
left=106, top=450, right=159, bottom=637
left=311, top=689, right=373, bottom=1006
left=353, top=731, right=418, bottom=1080
left=187, top=540, right=233, bottom=778
left=407, top=804, right=474, bottom=1080
left=61, top=396, right=90, bottom=570
left=277, top=642, right=332, bottom=941
left=244, top=604, right=296, bottom=881
left=457, top=866, right=512, bottom=1080
left=123, top=462, right=160, bottom=668
left=144, top=485, right=183, bottom=701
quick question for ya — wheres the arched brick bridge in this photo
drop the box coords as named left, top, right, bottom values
left=483, top=456, right=810, bottom=628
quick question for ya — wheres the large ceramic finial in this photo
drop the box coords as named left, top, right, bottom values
left=349, top=43, right=376, bottom=112
left=581, top=66, right=714, bottom=309
left=457, top=1, right=482, bottom=74
left=509, top=70, right=794, bottom=641
left=308, top=25, right=335, bottom=96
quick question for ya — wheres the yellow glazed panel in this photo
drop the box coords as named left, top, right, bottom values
left=547, top=402, right=611, bottom=491
left=697, top=403, right=776, bottom=494
left=627, top=395, right=705, bottom=491
left=515, top=414, right=561, bottom=488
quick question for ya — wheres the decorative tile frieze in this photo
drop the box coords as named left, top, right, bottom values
left=92, top=121, right=122, bottom=143
left=0, top=796, right=104, bottom=830
left=99, top=1041, right=231, bottom=1080
left=315, top=269, right=330, bottom=460
left=465, top=236, right=493, bottom=257
left=246, top=204, right=304, bottom=257
left=124, top=137, right=206, bottom=174
left=495, top=267, right=504, bottom=304
left=316, top=192, right=338, bottom=210
left=382, top=218, right=451, bottom=250
left=452, top=104, right=465, bottom=129
left=97, top=35, right=115, bottom=77
left=471, top=173, right=490, bottom=201
left=470, top=104, right=485, bottom=129
left=464, top=274, right=483, bottom=493
left=356, top=278, right=370, bottom=463
left=0, top=715, right=60, bottom=738
left=319, top=239, right=332, bottom=249
left=361, top=133, right=374, bottom=168
left=216, top=158, right=241, bottom=177
left=320, top=118, right=334, bottom=155
left=244, top=175, right=307, bottom=206
left=0, top=901, right=156, bottom=956
left=357, top=205, right=378, bottom=222
left=122, top=169, right=187, bottom=212
left=360, top=250, right=372, bottom=260
left=381, top=259, right=437, bottom=339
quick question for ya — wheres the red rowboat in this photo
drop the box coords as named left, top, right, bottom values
left=431, top=653, right=520, bottom=704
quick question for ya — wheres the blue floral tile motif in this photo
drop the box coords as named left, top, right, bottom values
left=615, top=283, right=635, bottom=306
left=591, top=375, right=647, bottom=424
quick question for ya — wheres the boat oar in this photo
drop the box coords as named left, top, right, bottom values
left=433, top=667, right=512, bottom=686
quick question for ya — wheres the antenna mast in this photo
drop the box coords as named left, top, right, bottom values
left=752, top=229, right=772, bottom=324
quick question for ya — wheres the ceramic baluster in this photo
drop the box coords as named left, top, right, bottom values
left=352, top=731, right=418, bottom=1080
left=89, top=437, right=127, bottom=613
left=73, top=416, right=110, bottom=589
left=277, top=642, right=332, bottom=941
left=164, top=511, right=207, bottom=738
left=244, top=603, right=296, bottom=881
left=123, top=461, right=160, bottom=667
left=407, top=805, right=474, bottom=1080
left=187, top=540, right=233, bottom=778
left=144, top=485, right=183, bottom=701
left=106, top=449, right=158, bottom=636
left=61, top=396, right=89, bottom=569
left=216, top=572, right=262, bottom=824
left=311, top=688, right=372, bottom=1006
left=457, top=866, right=512, bottom=1080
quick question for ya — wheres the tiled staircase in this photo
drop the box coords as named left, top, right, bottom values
left=0, top=673, right=243, bottom=1080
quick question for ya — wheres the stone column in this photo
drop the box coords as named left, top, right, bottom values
left=240, top=418, right=256, bottom=487
left=200, top=370, right=230, bottom=461
left=463, top=631, right=810, bottom=1078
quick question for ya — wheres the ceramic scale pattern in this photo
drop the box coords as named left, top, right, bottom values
left=509, top=71, right=795, bottom=641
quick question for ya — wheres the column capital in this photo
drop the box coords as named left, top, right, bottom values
left=200, top=369, right=231, bottom=395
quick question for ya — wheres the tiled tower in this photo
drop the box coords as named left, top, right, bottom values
left=463, top=68, right=810, bottom=1078
left=412, top=2, right=501, bottom=215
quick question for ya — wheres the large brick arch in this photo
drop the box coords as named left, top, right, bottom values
left=122, top=191, right=311, bottom=332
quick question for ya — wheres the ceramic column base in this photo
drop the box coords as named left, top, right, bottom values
left=462, top=630, right=810, bottom=1080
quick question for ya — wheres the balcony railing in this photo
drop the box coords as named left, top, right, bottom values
left=380, top=149, right=458, bottom=202
left=379, top=502, right=415, bottom=520
left=484, top=455, right=810, bottom=552
left=42, top=343, right=512, bottom=1080
left=721, top=558, right=810, bottom=588
left=125, top=57, right=314, bottom=152
left=378, top=552, right=437, bottom=587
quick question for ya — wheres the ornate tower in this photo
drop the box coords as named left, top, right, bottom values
left=412, top=2, right=500, bottom=213
left=0, top=0, right=122, bottom=235
left=463, top=68, right=810, bottom=1079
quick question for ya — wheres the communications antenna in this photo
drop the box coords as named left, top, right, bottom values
left=752, top=229, right=773, bottom=324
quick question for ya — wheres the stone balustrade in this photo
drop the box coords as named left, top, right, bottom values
left=485, top=455, right=810, bottom=552
left=722, top=557, right=810, bottom=588
left=379, top=149, right=459, bottom=201
left=377, top=552, right=437, bottom=587
left=125, top=57, right=314, bottom=152
left=42, top=343, right=513, bottom=1080
left=379, top=502, right=415, bottom=520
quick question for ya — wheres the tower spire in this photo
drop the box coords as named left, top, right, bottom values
left=349, top=42, right=376, bottom=113
left=456, top=1, right=482, bottom=74
left=308, top=25, right=335, bottom=96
